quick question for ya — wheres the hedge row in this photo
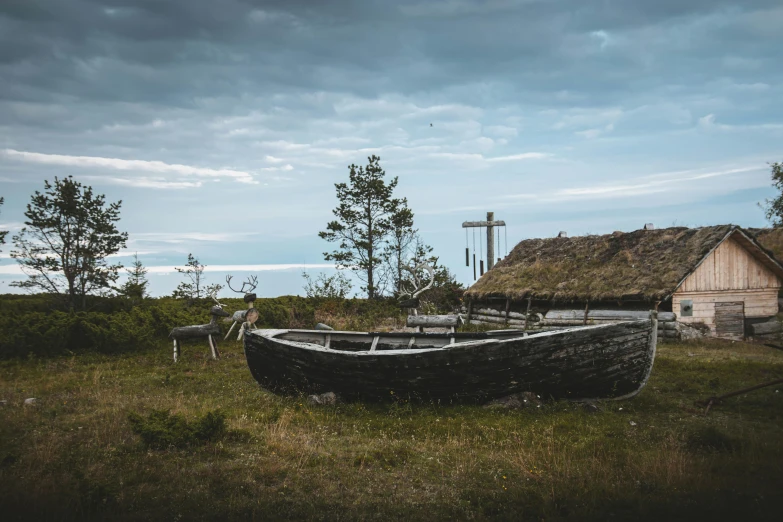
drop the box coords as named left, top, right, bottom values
left=0, top=295, right=405, bottom=359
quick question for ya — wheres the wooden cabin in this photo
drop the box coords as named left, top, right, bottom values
left=463, top=225, right=783, bottom=341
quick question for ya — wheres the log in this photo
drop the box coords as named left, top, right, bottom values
left=476, top=307, right=530, bottom=320
left=169, top=323, right=221, bottom=340
left=471, top=314, right=526, bottom=326
left=751, top=321, right=782, bottom=336
left=230, top=308, right=259, bottom=325
left=462, top=220, right=506, bottom=228
left=544, top=310, right=674, bottom=322
left=407, top=315, right=465, bottom=328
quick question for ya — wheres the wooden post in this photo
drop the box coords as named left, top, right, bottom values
left=524, top=297, right=532, bottom=331
left=487, top=212, right=495, bottom=270
left=505, top=298, right=511, bottom=323
left=583, top=302, right=589, bottom=325
left=467, top=299, right=473, bottom=323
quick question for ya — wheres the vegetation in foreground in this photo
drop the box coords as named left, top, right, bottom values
left=1, top=338, right=782, bottom=521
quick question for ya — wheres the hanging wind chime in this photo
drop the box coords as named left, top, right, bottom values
left=462, top=212, right=507, bottom=281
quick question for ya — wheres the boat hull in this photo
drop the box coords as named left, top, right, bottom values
left=243, top=315, right=657, bottom=402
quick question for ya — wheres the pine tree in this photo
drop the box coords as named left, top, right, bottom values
left=121, top=253, right=149, bottom=302
left=319, top=156, right=403, bottom=299
left=11, top=177, right=128, bottom=310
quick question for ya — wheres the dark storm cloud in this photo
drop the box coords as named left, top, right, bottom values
left=1, top=0, right=780, bottom=109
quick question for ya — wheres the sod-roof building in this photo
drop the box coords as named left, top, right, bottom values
left=463, top=225, right=783, bottom=340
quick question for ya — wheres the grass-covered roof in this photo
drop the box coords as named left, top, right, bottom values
left=748, top=227, right=783, bottom=261
left=465, top=225, right=782, bottom=303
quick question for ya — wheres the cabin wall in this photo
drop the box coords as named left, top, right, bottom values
left=672, top=288, right=779, bottom=335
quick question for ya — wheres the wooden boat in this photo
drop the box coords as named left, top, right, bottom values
left=243, top=311, right=658, bottom=403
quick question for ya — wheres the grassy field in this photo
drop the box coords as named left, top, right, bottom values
left=1, top=337, right=782, bottom=521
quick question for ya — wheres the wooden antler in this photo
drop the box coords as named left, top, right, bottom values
left=226, top=274, right=258, bottom=295
left=401, top=262, right=435, bottom=299
left=209, top=291, right=225, bottom=309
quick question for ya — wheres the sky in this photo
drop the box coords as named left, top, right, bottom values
left=0, top=0, right=781, bottom=298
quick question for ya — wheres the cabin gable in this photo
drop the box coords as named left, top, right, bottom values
left=677, top=235, right=782, bottom=293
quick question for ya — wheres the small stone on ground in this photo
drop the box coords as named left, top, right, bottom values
left=308, top=392, right=340, bottom=405
left=484, top=392, right=542, bottom=410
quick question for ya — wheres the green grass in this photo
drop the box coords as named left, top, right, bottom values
left=1, top=338, right=782, bottom=521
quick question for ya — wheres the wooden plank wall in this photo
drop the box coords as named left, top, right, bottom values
left=679, top=236, right=781, bottom=292
left=673, top=288, right=778, bottom=334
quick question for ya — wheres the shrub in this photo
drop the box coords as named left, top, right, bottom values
left=686, top=425, right=739, bottom=453
left=127, top=409, right=227, bottom=449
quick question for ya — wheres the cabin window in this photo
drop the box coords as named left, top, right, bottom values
left=681, top=300, right=693, bottom=317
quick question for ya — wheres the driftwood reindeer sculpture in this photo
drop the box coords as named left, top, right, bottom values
left=169, top=293, right=230, bottom=362
left=399, top=262, right=464, bottom=334
left=398, top=262, right=435, bottom=315
left=224, top=275, right=260, bottom=342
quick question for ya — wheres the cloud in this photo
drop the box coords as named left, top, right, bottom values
left=575, top=123, right=614, bottom=139
left=487, top=152, right=552, bottom=161
left=698, top=114, right=783, bottom=131
left=1, top=149, right=258, bottom=184
left=590, top=30, right=611, bottom=50
left=132, top=232, right=261, bottom=244
left=483, top=125, right=518, bottom=139
left=80, top=176, right=203, bottom=189
left=503, top=165, right=763, bottom=202
left=0, top=263, right=335, bottom=275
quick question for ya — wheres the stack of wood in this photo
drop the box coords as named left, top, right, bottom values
left=462, top=306, right=677, bottom=340
left=749, top=319, right=782, bottom=340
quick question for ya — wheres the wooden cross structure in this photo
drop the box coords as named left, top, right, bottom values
left=462, top=211, right=506, bottom=273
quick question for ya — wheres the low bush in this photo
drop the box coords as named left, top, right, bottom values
left=127, top=409, right=228, bottom=449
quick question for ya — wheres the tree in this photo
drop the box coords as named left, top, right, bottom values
left=172, top=253, right=222, bottom=300
left=383, top=203, right=417, bottom=297
left=301, top=270, right=353, bottom=299
left=762, top=162, right=783, bottom=226
left=10, top=177, right=128, bottom=310
left=319, top=155, right=402, bottom=299
left=120, top=252, right=149, bottom=302
left=0, top=197, right=7, bottom=251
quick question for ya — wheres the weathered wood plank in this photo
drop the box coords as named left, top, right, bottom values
left=544, top=310, right=675, bottom=321
left=407, top=315, right=464, bottom=327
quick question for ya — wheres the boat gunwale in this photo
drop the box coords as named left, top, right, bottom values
left=245, top=319, right=652, bottom=356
